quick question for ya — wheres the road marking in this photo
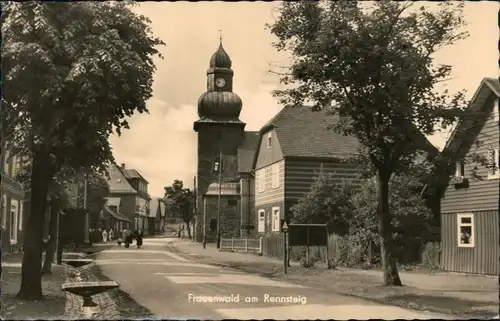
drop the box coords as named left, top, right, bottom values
left=162, top=274, right=306, bottom=288
left=95, top=260, right=217, bottom=269
left=99, top=249, right=188, bottom=261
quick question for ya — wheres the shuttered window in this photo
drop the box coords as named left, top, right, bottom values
left=272, top=163, right=280, bottom=188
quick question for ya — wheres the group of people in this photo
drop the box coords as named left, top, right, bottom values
left=117, top=228, right=143, bottom=249
left=100, top=228, right=115, bottom=243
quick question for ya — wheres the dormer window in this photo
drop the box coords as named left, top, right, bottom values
left=267, top=132, right=272, bottom=149
left=455, top=160, right=465, bottom=177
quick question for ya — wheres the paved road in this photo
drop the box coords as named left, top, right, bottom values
left=95, top=238, right=453, bottom=320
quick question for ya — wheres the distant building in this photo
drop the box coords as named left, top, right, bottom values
left=148, top=198, right=165, bottom=235
left=105, top=163, right=151, bottom=233
left=440, top=77, right=499, bottom=276
left=0, top=146, right=26, bottom=253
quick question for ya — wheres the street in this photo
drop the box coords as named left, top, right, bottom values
left=95, top=238, right=453, bottom=320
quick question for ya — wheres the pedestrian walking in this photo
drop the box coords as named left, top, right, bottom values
left=122, top=228, right=130, bottom=248
left=117, top=237, right=123, bottom=247
left=136, top=232, right=143, bottom=249
left=102, top=229, right=108, bottom=243
left=109, top=228, right=115, bottom=241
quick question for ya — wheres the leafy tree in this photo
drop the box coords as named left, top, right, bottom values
left=2, top=2, right=164, bottom=300
left=267, top=1, right=469, bottom=286
left=163, top=180, right=194, bottom=238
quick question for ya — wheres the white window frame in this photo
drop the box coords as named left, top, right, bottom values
left=272, top=163, right=280, bottom=188
left=493, top=100, right=499, bottom=122
left=455, top=160, right=464, bottom=177
left=267, top=132, right=272, bottom=149
left=457, top=213, right=474, bottom=248
left=271, top=207, right=280, bottom=232
left=257, top=209, right=265, bottom=232
left=1, top=195, right=7, bottom=228
left=10, top=199, right=19, bottom=244
left=487, top=148, right=500, bottom=179
left=18, top=200, right=23, bottom=231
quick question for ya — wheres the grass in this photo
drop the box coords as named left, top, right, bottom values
left=1, top=265, right=66, bottom=320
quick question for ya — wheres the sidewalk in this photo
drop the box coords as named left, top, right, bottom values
left=167, top=239, right=498, bottom=319
left=1, top=253, right=67, bottom=320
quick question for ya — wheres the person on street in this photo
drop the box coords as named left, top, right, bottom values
left=136, top=231, right=143, bottom=249
left=102, top=229, right=108, bottom=243
left=109, top=228, right=114, bottom=241
left=122, top=228, right=130, bottom=248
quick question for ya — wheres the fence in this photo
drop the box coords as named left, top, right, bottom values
left=261, top=233, right=442, bottom=268
left=220, top=237, right=262, bottom=253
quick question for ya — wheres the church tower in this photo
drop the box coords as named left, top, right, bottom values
left=193, top=40, right=246, bottom=242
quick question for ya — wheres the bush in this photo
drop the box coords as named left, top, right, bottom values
left=300, top=256, right=316, bottom=268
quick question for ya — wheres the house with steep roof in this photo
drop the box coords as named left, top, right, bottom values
left=439, top=77, right=499, bottom=276
left=252, top=105, right=361, bottom=235
left=148, top=198, right=165, bottom=235
left=105, top=163, right=150, bottom=233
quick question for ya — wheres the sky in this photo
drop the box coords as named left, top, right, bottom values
left=109, top=2, right=499, bottom=198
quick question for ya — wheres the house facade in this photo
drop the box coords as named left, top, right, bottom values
left=1, top=147, right=26, bottom=253
left=105, top=163, right=150, bottom=233
left=252, top=106, right=361, bottom=235
left=440, top=77, right=499, bottom=275
left=148, top=198, right=165, bottom=235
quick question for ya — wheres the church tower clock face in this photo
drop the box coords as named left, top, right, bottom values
left=215, top=78, right=226, bottom=88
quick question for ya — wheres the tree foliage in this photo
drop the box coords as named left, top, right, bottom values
left=268, top=1, right=468, bottom=286
left=163, top=180, right=194, bottom=226
left=2, top=1, right=164, bottom=300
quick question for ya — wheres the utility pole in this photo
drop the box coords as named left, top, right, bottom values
left=216, top=148, right=222, bottom=249
left=193, top=175, right=197, bottom=242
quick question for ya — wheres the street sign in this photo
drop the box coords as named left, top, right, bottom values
left=282, top=221, right=288, bottom=232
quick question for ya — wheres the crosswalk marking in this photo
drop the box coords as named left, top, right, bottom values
left=100, top=249, right=188, bottom=262
left=162, top=273, right=305, bottom=288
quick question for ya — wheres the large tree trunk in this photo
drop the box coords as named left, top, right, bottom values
left=377, top=169, right=402, bottom=286
left=16, top=155, right=52, bottom=300
left=42, top=200, right=58, bottom=275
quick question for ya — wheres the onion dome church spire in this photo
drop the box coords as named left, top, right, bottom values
left=196, top=36, right=243, bottom=123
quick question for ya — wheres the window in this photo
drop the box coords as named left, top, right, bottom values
left=210, top=218, right=217, bottom=231
left=10, top=199, right=18, bottom=243
left=257, top=210, right=265, bottom=232
left=18, top=200, right=23, bottom=231
left=227, top=199, right=237, bottom=207
left=272, top=163, right=280, bottom=188
left=267, top=132, right=272, bottom=149
left=257, top=169, right=266, bottom=193
left=3, top=150, right=11, bottom=175
left=457, top=213, right=474, bottom=247
left=487, top=147, right=500, bottom=179
left=1, top=195, right=7, bottom=228
left=271, top=207, right=280, bottom=232
left=494, top=100, right=499, bottom=122
left=455, top=161, right=464, bottom=177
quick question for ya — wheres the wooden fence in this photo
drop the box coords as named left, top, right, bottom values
left=261, top=233, right=441, bottom=268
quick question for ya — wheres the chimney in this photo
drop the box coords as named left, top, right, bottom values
left=121, top=163, right=125, bottom=169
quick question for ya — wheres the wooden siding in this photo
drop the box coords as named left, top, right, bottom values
left=284, top=158, right=360, bottom=205
left=255, top=128, right=284, bottom=170
left=441, top=96, right=499, bottom=213
left=255, top=160, right=285, bottom=206
left=441, top=210, right=499, bottom=275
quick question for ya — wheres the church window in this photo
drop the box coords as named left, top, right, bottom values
left=267, top=132, right=272, bottom=149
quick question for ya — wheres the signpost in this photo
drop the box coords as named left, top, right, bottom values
left=288, top=223, right=329, bottom=265
left=281, top=220, right=288, bottom=274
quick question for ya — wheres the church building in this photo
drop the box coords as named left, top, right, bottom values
left=193, top=40, right=260, bottom=243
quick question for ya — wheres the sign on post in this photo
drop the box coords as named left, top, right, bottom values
left=280, top=219, right=289, bottom=274
left=288, top=223, right=328, bottom=247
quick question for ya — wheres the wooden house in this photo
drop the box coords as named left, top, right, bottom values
left=251, top=105, right=360, bottom=235
left=148, top=198, right=166, bottom=235
left=440, top=77, right=499, bottom=275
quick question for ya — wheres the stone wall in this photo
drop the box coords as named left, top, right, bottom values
left=203, top=195, right=240, bottom=240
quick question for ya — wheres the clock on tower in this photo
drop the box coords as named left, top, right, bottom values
left=216, top=78, right=226, bottom=88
